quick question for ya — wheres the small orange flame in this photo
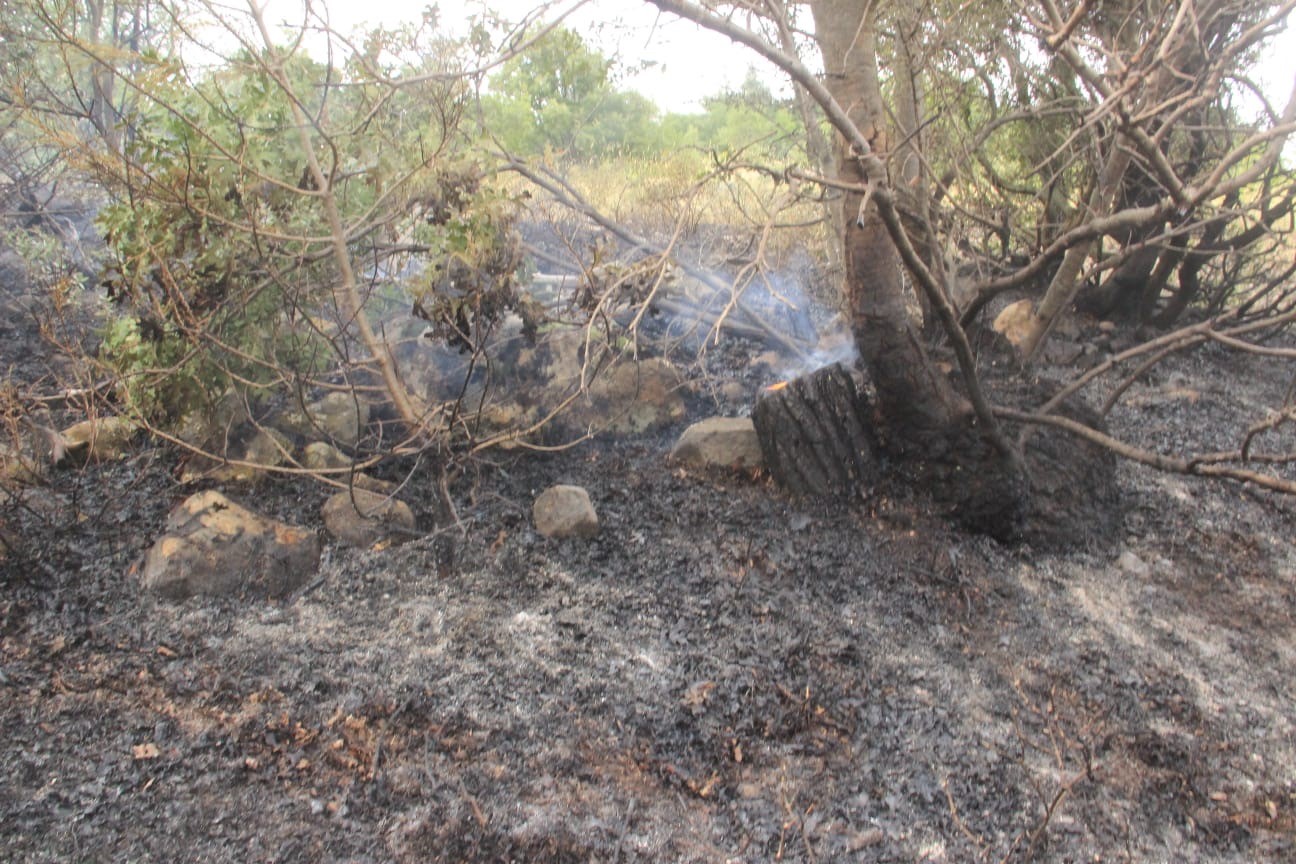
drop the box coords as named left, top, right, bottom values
left=765, top=380, right=790, bottom=393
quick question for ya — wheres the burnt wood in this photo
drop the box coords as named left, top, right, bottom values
left=752, top=362, right=881, bottom=498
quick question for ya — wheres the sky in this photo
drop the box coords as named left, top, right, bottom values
left=261, top=0, right=781, bottom=111
left=258, top=0, right=1296, bottom=116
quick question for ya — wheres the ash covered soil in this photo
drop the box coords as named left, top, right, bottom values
left=2, top=273, right=1296, bottom=862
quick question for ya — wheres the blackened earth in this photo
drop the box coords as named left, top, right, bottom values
left=2, top=266, right=1295, bottom=861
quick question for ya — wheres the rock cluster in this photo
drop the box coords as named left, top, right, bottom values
left=398, top=321, right=688, bottom=442
left=277, top=392, right=370, bottom=447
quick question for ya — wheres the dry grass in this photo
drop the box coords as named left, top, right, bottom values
left=507, top=151, right=835, bottom=269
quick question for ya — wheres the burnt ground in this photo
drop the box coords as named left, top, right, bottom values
left=2, top=256, right=1296, bottom=862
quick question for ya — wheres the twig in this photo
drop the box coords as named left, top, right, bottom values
left=942, top=776, right=991, bottom=855
left=1012, top=769, right=1087, bottom=864
left=505, top=156, right=813, bottom=359
left=997, top=406, right=1296, bottom=495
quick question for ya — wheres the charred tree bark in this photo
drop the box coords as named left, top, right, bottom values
left=752, top=363, right=880, bottom=497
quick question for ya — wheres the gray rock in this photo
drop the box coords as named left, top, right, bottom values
left=1, top=408, right=61, bottom=484
left=533, top=485, right=599, bottom=539
left=303, top=443, right=395, bottom=493
left=280, top=392, right=370, bottom=446
left=752, top=350, right=783, bottom=373
left=174, top=388, right=249, bottom=449
left=243, top=427, right=292, bottom=466
left=141, top=491, right=320, bottom=600
left=0, top=440, right=48, bottom=486
left=669, top=417, right=764, bottom=470
left=322, top=488, right=416, bottom=548
left=302, top=441, right=350, bottom=471
left=403, top=323, right=687, bottom=442
left=710, top=380, right=749, bottom=407
left=1042, top=339, right=1085, bottom=366
left=190, top=427, right=293, bottom=484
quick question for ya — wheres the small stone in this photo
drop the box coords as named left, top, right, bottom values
left=0, top=441, right=48, bottom=485
left=352, top=474, right=398, bottom=494
left=717, top=380, right=748, bottom=405
left=1, top=408, right=62, bottom=484
left=669, top=417, right=764, bottom=470
left=322, top=488, right=416, bottom=548
left=59, top=415, right=139, bottom=464
left=302, top=441, right=350, bottom=472
left=1098, top=320, right=1118, bottom=334
left=141, top=491, right=320, bottom=600
left=1042, top=339, right=1085, bottom=366
left=1118, top=549, right=1150, bottom=578
left=174, top=389, right=249, bottom=448
left=848, top=829, right=885, bottom=851
left=992, top=299, right=1035, bottom=348
left=210, top=428, right=293, bottom=484
left=533, top=485, right=599, bottom=539
left=301, top=442, right=393, bottom=492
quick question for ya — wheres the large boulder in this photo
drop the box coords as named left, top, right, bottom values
left=140, top=491, right=320, bottom=600
left=533, top=485, right=599, bottom=539
left=669, top=417, right=764, bottom=470
left=321, top=488, right=417, bottom=548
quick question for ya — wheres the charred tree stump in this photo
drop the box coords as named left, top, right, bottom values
left=752, top=363, right=881, bottom=497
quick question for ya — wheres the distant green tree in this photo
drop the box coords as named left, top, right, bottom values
left=482, top=26, right=660, bottom=158
left=657, top=70, right=803, bottom=161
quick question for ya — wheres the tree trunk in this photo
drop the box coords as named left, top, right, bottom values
left=647, top=0, right=1030, bottom=539
left=809, top=2, right=951, bottom=446
left=1019, top=140, right=1132, bottom=359
left=891, top=9, right=947, bottom=331
left=808, top=0, right=1028, bottom=539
